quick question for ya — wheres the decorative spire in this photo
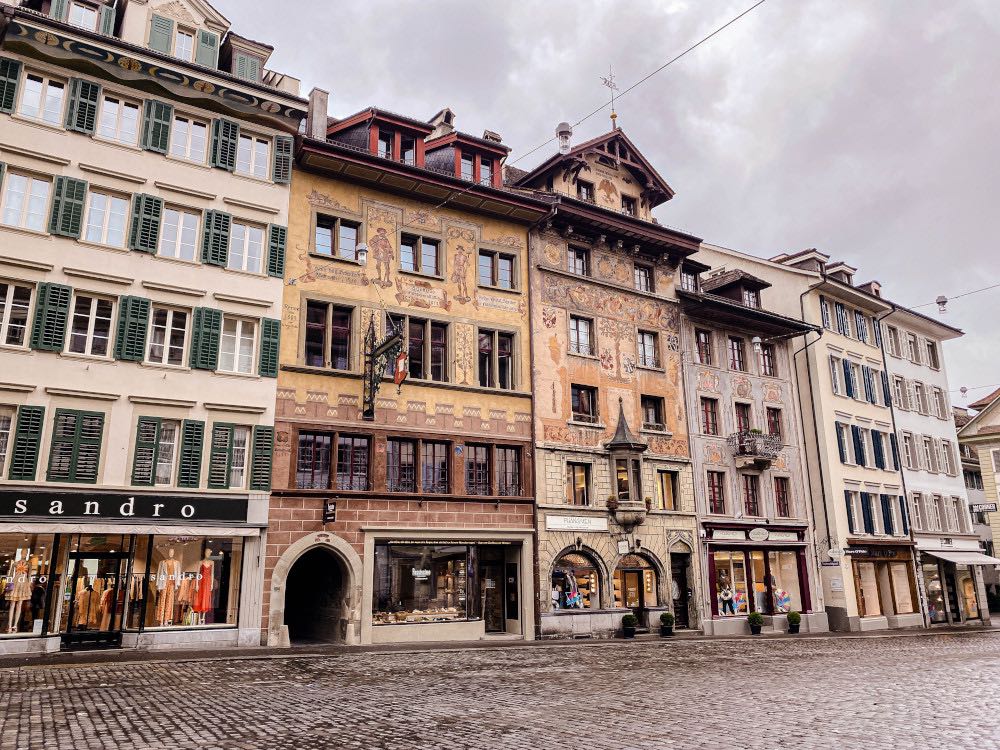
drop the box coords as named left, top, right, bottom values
left=605, top=397, right=648, bottom=453
left=601, top=65, right=620, bottom=130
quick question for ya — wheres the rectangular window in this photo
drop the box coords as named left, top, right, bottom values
left=700, top=397, right=719, bottom=435
left=830, top=356, right=842, bottom=395
left=305, top=301, right=352, bottom=370
left=893, top=376, right=906, bottom=409
left=478, top=250, right=516, bottom=290
left=152, top=420, right=180, bottom=486
left=174, top=29, right=194, bottom=61
left=377, top=130, right=393, bottom=159
left=336, top=435, right=370, bottom=490
left=399, top=234, right=440, bottom=276
left=477, top=329, right=513, bottom=389
left=400, top=136, right=416, bottom=165
left=633, top=263, right=653, bottom=292
left=641, top=396, right=664, bottom=431
left=707, top=471, right=726, bottom=514
left=0, top=407, right=13, bottom=475
left=465, top=443, right=490, bottom=495
left=680, top=270, right=698, bottom=292
left=834, top=302, right=850, bottom=336
left=742, top=289, right=760, bottom=308
left=655, top=470, right=677, bottom=511
left=227, top=425, right=250, bottom=488
left=68, top=1, right=99, bottom=30
left=760, top=343, right=776, bottom=376
left=735, top=402, right=752, bottom=433
left=728, top=336, right=746, bottom=371
left=906, top=333, right=920, bottom=363
left=774, top=477, right=791, bottom=518
left=460, top=153, right=475, bottom=181
left=571, top=384, right=598, bottom=423
left=566, top=463, right=590, bottom=505
left=914, top=383, right=929, bottom=414
left=296, top=431, right=332, bottom=489
left=569, top=316, right=593, bottom=355
left=0, top=281, right=32, bottom=347
left=567, top=246, right=590, bottom=276
left=933, top=388, right=947, bottom=418
left=169, top=116, right=208, bottom=162
left=636, top=330, right=659, bottom=368
left=742, top=474, right=761, bottom=516
left=819, top=296, right=831, bottom=329
left=236, top=134, right=270, bottom=180
left=19, top=73, right=65, bottom=125
left=158, top=207, right=199, bottom=262
left=925, top=341, right=940, bottom=369
left=228, top=222, right=265, bottom=274
left=314, top=214, right=361, bottom=260
left=387, top=438, right=416, bottom=493
left=695, top=329, right=713, bottom=365
left=67, top=294, right=113, bottom=357
left=97, top=95, right=140, bottom=145
left=497, top=446, right=521, bottom=496
left=47, top=409, right=104, bottom=483
left=886, top=326, right=901, bottom=356
left=146, top=307, right=188, bottom=367
left=479, top=158, right=493, bottom=186
left=83, top=191, right=128, bottom=247
left=854, top=311, right=869, bottom=343
left=766, top=407, right=782, bottom=441
left=940, top=441, right=955, bottom=475
left=577, top=180, right=594, bottom=201
left=373, top=544, right=473, bottom=624
left=621, top=195, right=637, bottom=216
left=219, top=317, right=255, bottom=374
left=1, top=173, right=51, bottom=232
left=421, top=440, right=449, bottom=493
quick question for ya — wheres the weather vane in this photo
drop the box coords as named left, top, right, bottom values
left=601, top=64, right=619, bottom=129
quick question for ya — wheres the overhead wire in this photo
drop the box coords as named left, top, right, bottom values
left=911, top=282, right=1000, bottom=309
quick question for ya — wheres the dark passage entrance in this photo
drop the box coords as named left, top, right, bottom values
left=284, top=547, right=348, bottom=644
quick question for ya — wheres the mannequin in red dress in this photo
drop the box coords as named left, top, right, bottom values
left=192, top=550, right=215, bottom=625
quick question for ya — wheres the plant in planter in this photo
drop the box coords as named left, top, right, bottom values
left=644, top=496, right=653, bottom=511
left=747, top=611, right=764, bottom=635
left=749, top=428, right=763, bottom=434
left=786, top=610, right=801, bottom=634
left=621, top=614, right=638, bottom=639
left=606, top=495, right=620, bottom=511
left=659, top=611, right=675, bottom=637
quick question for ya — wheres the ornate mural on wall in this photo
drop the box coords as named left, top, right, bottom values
left=763, top=382, right=783, bottom=403
left=704, top=442, right=727, bottom=466
left=541, top=274, right=679, bottom=332
left=451, top=246, right=472, bottom=304
left=293, top=244, right=370, bottom=287
left=394, top=277, right=451, bottom=311
left=307, top=190, right=355, bottom=213
left=732, top=375, right=754, bottom=399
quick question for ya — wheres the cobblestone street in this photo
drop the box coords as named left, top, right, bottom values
left=1, top=632, right=999, bottom=750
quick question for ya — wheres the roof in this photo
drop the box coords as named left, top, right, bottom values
left=957, top=388, right=1000, bottom=440
left=424, top=130, right=510, bottom=155
left=327, top=107, right=435, bottom=137
left=970, top=388, right=1000, bottom=411
left=678, top=289, right=820, bottom=338
left=770, top=248, right=830, bottom=264
left=702, top=269, right=772, bottom=294
left=605, top=398, right=647, bottom=453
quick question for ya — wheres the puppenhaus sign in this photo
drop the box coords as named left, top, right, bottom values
left=0, top=491, right=248, bottom=524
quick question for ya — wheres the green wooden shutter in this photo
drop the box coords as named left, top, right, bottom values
left=250, top=425, right=274, bottom=491
left=258, top=318, right=281, bottom=378
left=266, top=224, right=287, bottom=278
left=48, top=176, right=88, bottom=239
left=207, top=423, right=234, bottom=489
left=200, top=210, right=231, bottom=266
left=128, top=194, right=164, bottom=253
left=195, top=30, right=219, bottom=68
left=0, top=162, right=5, bottom=192
left=49, top=0, right=68, bottom=20
left=234, top=53, right=261, bottom=82
left=140, top=100, right=174, bottom=153
left=0, top=58, right=23, bottom=115
left=47, top=409, right=104, bottom=484
left=177, top=419, right=205, bottom=488
left=114, top=296, right=151, bottom=361
left=189, top=307, right=223, bottom=370
left=272, top=135, right=293, bottom=185
left=7, top=405, right=45, bottom=481
left=98, top=4, right=116, bottom=35
left=148, top=14, right=174, bottom=53
left=210, top=118, right=239, bottom=171
left=29, top=282, right=72, bottom=352
left=131, top=417, right=161, bottom=487
left=64, top=78, right=102, bottom=135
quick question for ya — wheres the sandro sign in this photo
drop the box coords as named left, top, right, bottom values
left=0, top=491, right=248, bottom=524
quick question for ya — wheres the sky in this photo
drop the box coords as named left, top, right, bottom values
left=219, top=0, right=1000, bottom=406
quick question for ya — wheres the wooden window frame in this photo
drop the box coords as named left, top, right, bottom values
left=571, top=384, right=599, bottom=424
left=477, top=327, right=515, bottom=390
left=399, top=231, right=443, bottom=278
left=478, top=248, right=518, bottom=291
left=312, top=211, right=363, bottom=262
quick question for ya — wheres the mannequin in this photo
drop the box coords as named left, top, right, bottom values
left=154, top=549, right=182, bottom=627
left=192, top=549, right=215, bottom=625
left=5, top=557, right=32, bottom=633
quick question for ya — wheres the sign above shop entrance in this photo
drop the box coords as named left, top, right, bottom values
left=972, top=503, right=997, bottom=513
left=0, top=491, right=248, bottom=524
left=748, top=528, right=769, bottom=542
left=712, top=529, right=746, bottom=541
left=546, top=515, right=609, bottom=533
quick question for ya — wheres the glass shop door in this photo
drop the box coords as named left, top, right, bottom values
left=59, top=552, right=129, bottom=649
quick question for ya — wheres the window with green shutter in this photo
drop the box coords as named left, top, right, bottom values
left=30, top=282, right=72, bottom=352
left=128, top=194, right=164, bottom=253
left=207, top=423, right=234, bottom=489
left=210, top=119, right=239, bottom=171
left=177, top=419, right=205, bottom=488
left=64, top=78, right=102, bottom=135
left=250, top=425, right=274, bottom=491
left=272, top=135, right=293, bottom=184
left=141, top=100, right=174, bottom=153
left=234, top=53, right=262, bottom=82
left=7, top=405, right=45, bottom=481
left=259, top=318, right=281, bottom=378
left=48, top=176, right=88, bottom=238
left=148, top=14, right=174, bottom=54
left=201, top=210, right=231, bottom=266
left=189, top=307, right=222, bottom=370
left=131, top=416, right=161, bottom=486
left=114, top=296, right=151, bottom=361
left=267, top=224, right=287, bottom=278
left=0, top=58, right=22, bottom=115
left=195, top=30, right=219, bottom=68
left=47, top=409, right=105, bottom=483
left=98, top=5, right=116, bottom=35
left=49, top=0, right=68, bottom=21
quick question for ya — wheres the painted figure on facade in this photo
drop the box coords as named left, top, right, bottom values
left=452, top=245, right=471, bottom=303
left=369, top=227, right=394, bottom=287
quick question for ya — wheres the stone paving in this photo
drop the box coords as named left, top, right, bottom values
left=1, top=632, right=999, bottom=749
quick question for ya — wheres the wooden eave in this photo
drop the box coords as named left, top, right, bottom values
left=814, top=278, right=891, bottom=314
left=678, top=289, right=819, bottom=338
left=425, top=131, right=510, bottom=157
left=297, top=137, right=551, bottom=224
left=327, top=108, right=434, bottom=138
left=550, top=197, right=701, bottom=258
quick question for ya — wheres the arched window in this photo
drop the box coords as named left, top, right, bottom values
left=614, top=554, right=658, bottom=610
left=551, top=553, right=599, bottom=610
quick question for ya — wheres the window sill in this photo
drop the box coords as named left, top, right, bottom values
left=399, top=268, right=444, bottom=282
left=59, top=351, right=116, bottom=364
left=221, top=265, right=269, bottom=280
left=233, top=171, right=273, bottom=186
left=155, top=253, right=200, bottom=267
left=309, top=251, right=365, bottom=267
left=0, top=223, right=52, bottom=240
left=10, top=113, right=65, bottom=135
left=212, top=370, right=262, bottom=381
left=76, top=239, right=129, bottom=254
left=0, top=343, right=31, bottom=355
left=568, top=350, right=599, bottom=361
left=640, top=427, right=673, bottom=437
left=164, top=153, right=211, bottom=170
left=92, top=135, right=142, bottom=153
left=635, top=364, right=664, bottom=373
left=140, top=361, right=191, bottom=373
left=477, top=283, right=521, bottom=296
left=567, top=419, right=605, bottom=430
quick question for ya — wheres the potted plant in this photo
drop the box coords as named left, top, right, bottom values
left=606, top=495, right=620, bottom=511
left=659, top=611, right=675, bottom=637
left=747, top=611, right=764, bottom=635
left=645, top=496, right=653, bottom=511
left=621, top=613, right=638, bottom=639
left=787, top=610, right=801, bottom=634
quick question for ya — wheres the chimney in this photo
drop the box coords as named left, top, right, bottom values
left=556, top=122, right=573, bottom=154
left=306, top=87, right=329, bottom=140
left=482, top=129, right=502, bottom=143
left=428, top=108, right=456, bottom=140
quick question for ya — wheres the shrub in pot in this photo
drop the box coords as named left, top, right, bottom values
left=622, top=614, right=638, bottom=639
left=787, top=610, right=801, bottom=634
left=659, top=611, right=675, bottom=637
left=747, top=611, right=764, bottom=635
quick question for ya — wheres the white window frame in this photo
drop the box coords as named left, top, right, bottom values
left=67, top=293, right=115, bottom=357
left=914, top=382, right=929, bottom=415
left=1, top=171, right=51, bottom=232
left=568, top=316, right=593, bottom=356
left=146, top=306, right=189, bottom=367
left=886, top=326, right=901, bottom=357
left=174, top=28, right=195, bottom=62
left=227, top=221, right=266, bottom=274
left=67, top=1, right=99, bottom=31
left=902, top=433, right=916, bottom=469
left=906, top=332, right=920, bottom=363
left=169, top=114, right=209, bottom=163
left=0, top=280, right=33, bottom=348
left=18, top=71, right=66, bottom=126
left=83, top=190, right=130, bottom=248
left=229, top=425, right=251, bottom=488
left=158, top=206, right=200, bottom=262
left=96, top=94, right=141, bottom=146
left=155, top=419, right=181, bottom=486
left=236, top=133, right=271, bottom=180
left=636, top=330, right=659, bottom=368
left=830, top=356, right=842, bottom=395
left=0, top=406, right=13, bottom=476
left=219, top=316, right=256, bottom=374
left=911, top=493, right=924, bottom=531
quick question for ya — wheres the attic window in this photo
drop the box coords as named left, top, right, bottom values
left=175, top=29, right=195, bottom=62
left=577, top=180, right=594, bottom=202
left=68, top=2, right=98, bottom=31
left=234, top=52, right=263, bottom=83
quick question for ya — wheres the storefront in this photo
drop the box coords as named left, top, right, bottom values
left=844, top=543, right=922, bottom=630
left=0, top=490, right=265, bottom=655
left=917, top=547, right=998, bottom=627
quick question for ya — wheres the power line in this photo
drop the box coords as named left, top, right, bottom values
left=912, top=281, right=1000, bottom=309
left=950, top=383, right=1000, bottom=394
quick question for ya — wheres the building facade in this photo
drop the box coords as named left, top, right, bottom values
left=0, top=0, right=303, bottom=654
left=263, top=97, right=548, bottom=647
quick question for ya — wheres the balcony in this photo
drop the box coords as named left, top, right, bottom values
left=727, top=430, right=782, bottom=469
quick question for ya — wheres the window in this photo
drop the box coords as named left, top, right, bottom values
left=377, top=130, right=393, bottom=159
left=902, top=433, right=916, bottom=469
left=695, top=329, right=713, bottom=365
left=742, top=474, right=761, bottom=516
left=906, top=333, right=920, bottom=363
left=636, top=331, right=659, bottom=368
left=925, top=341, right=940, bottom=369
left=47, top=410, right=104, bottom=483
left=933, top=388, right=947, bottom=418
left=571, top=384, right=598, bottom=423
left=465, top=444, right=490, bottom=495
left=227, top=425, right=250, bottom=488
left=577, top=180, right=594, bottom=201
left=613, top=456, right=642, bottom=502
left=400, top=136, right=416, bottom=165
left=146, top=307, right=188, bottom=366
left=835, top=422, right=852, bottom=464
left=305, top=301, right=352, bottom=370
left=760, top=343, right=776, bottom=377
left=632, top=264, right=653, bottom=293
left=766, top=408, right=782, bottom=441
left=742, top=289, right=760, bottom=308
left=569, top=316, right=593, bottom=356
left=460, top=152, right=475, bottom=181
left=774, top=477, right=791, bottom=517
left=940, top=441, right=955, bottom=475
left=373, top=544, right=475, bottom=624
left=914, top=382, right=929, bottom=414
left=219, top=317, right=255, bottom=374
left=497, top=446, right=521, bottom=496
left=296, top=431, right=332, bottom=489
left=568, top=246, right=590, bottom=276
left=478, top=329, right=514, bottom=389
left=728, top=336, right=746, bottom=371
left=67, top=294, right=113, bottom=357
left=169, top=116, right=208, bottom=162
left=707, top=471, right=726, bottom=514
left=854, top=311, right=869, bottom=343
left=700, top=397, right=719, bottom=435
left=566, top=463, right=590, bottom=505
left=387, top=438, right=416, bottom=492
left=315, top=215, right=361, bottom=260
left=0, top=407, right=12, bottom=475
left=19, top=73, right=65, bottom=125
left=834, top=302, right=850, bottom=336
left=680, top=269, right=698, bottom=292
left=1, top=173, right=51, bottom=232
left=819, top=296, right=831, bottom=329
left=148, top=420, right=180, bottom=486
left=479, top=158, right=494, bottom=186
left=893, top=376, right=906, bottom=409
left=478, top=250, right=516, bottom=290
left=155, top=207, right=200, bottom=262
left=174, top=29, right=194, bottom=61
left=830, top=356, right=842, bottom=395
left=68, top=1, right=99, bottom=30
left=655, top=470, right=677, bottom=511
left=735, top=403, right=752, bottom=433
left=621, top=196, right=637, bottom=216
left=421, top=440, right=449, bottom=493
left=887, top=326, right=902, bottom=356
left=0, top=281, right=32, bottom=347
left=953, top=497, right=969, bottom=533
left=228, top=222, right=265, bottom=274
left=922, top=437, right=938, bottom=472
left=97, top=95, right=140, bottom=145
left=400, top=234, right=440, bottom=276
left=336, top=435, right=370, bottom=490
left=83, top=191, right=128, bottom=247
left=641, top=396, right=665, bottom=431
left=236, top=134, right=269, bottom=179
left=397, top=316, right=447, bottom=382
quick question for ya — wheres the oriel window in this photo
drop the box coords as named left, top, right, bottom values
left=566, top=463, right=590, bottom=506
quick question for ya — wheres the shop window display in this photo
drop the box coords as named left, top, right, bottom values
left=923, top=563, right=947, bottom=623
left=53, top=535, right=130, bottom=637
left=768, top=551, right=802, bottom=613
left=854, top=562, right=882, bottom=617
left=1, top=534, right=54, bottom=636
left=613, top=555, right=657, bottom=610
left=551, top=553, right=599, bottom=610
left=956, top=566, right=979, bottom=620
left=888, top=563, right=915, bottom=614
left=714, top=550, right=749, bottom=616
left=373, top=544, right=476, bottom=625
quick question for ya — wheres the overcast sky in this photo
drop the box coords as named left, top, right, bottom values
left=219, top=0, right=1000, bottom=407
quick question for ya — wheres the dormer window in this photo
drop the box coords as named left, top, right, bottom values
left=377, top=131, right=394, bottom=159
left=480, top=159, right=493, bottom=186
left=680, top=269, right=698, bottom=292
left=742, top=289, right=760, bottom=308
left=577, top=180, right=594, bottom=202
left=460, top=153, right=475, bottom=181
left=68, top=1, right=98, bottom=31
left=622, top=196, right=637, bottom=216
left=401, top=136, right=416, bottom=165
left=175, top=29, right=195, bottom=62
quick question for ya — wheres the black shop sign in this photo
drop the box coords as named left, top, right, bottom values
left=0, top=490, right=248, bottom=524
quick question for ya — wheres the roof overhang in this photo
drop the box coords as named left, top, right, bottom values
left=678, top=289, right=820, bottom=338
left=813, top=278, right=891, bottom=314
left=328, top=108, right=434, bottom=138
left=425, top=131, right=510, bottom=157
left=884, top=305, right=964, bottom=340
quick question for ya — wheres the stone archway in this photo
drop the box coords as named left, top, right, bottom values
left=666, top=538, right=697, bottom=629
left=267, top=533, right=364, bottom=647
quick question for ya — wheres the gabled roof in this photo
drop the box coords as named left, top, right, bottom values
left=970, top=387, right=1000, bottom=411
left=327, top=107, right=435, bottom=138
left=425, top=131, right=510, bottom=156
left=702, top=269, right=772, bottom=294
left=957, top=388, right=1000, bottom=439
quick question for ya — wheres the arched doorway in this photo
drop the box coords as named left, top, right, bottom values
left=613, top=553, right=659, bottom=618
left=283, top=547, right=349, bottom=643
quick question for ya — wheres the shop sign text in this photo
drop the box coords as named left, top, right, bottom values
left=546, top=515, right=609, bottom=532
left=0, top=491, right=248, bottom=524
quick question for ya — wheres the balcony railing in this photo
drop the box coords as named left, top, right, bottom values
left=727, top=431, right=782, bottom=468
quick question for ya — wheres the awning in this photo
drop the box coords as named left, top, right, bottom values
left=924, top=550, right=1000, bottom=565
